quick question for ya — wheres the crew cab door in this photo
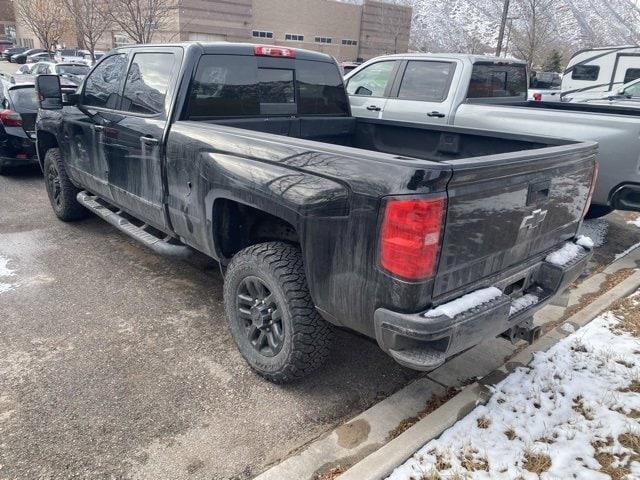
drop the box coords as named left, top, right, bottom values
left=61, top=53, right=129, bottom=201
left=345, top=60, right=399, bottom=118
left=104, top=49, right=181, bottom=230
left=381, top=60, right=459, bottom=125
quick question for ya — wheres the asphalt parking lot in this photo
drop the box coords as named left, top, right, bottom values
left=1, top=60, right=640, bottom=480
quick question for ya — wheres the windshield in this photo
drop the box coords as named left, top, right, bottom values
left=8, top=87, right=38, bottom=112
left=532, top=72, right=561, bottom=89
left=56, top=64, right=89, bottom=76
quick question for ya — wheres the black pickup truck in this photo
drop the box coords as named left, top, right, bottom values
left=35, top=43, right=597, bottom=382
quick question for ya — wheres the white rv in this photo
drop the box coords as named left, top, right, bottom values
left=561, top=45, right=640, bottom=102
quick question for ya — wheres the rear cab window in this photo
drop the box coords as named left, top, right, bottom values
left=8, top=87, right=38, bottom=112
left=466, top=62, right=527, bottom=101
left=185, top=54, right=349, bottom=119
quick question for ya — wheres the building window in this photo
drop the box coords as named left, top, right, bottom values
left=285, top=33, right=304, bottom=42
left=18, top=38, right=33, bottom=48
left=315, top=36, right=332, bottom=44
left=252, top=30, right=274, bottom=39
left=113, top=33, right=133, bottom=48
left=341, top=39, right=358, bottom=46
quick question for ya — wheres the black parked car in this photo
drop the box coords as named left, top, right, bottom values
left=0, top=80, right=38, bottom=174
left=11, top=48, right=45, bottom=64
left=3, top=46, right=28, bottom=62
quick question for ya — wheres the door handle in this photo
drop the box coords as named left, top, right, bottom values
left=427, top=111, right=446, bottom=118
left=92, top=125, right=104, bottom=132
left=140, top=136, right=159, bottom=146
left=366, top=105, right=382, bottom=111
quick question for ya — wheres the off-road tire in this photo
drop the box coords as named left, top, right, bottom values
left=223, top=241, right=333, bottom=383
left=43, top=148, right=87, bottom=221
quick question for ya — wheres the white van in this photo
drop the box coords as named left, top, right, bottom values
left=561, top=45, right=640, bottom=102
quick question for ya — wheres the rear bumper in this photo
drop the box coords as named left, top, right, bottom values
left=0, top=155, right=38, bottom=167
left=374, top=241, right=591, bottom=371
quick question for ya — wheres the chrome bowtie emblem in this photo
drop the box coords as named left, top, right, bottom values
left=520, top=209, right=548, bottom=230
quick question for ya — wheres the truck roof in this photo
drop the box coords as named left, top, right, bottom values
left=369, top=52, right=526, bottom=65
left=115, top=41, right=336, bottom=63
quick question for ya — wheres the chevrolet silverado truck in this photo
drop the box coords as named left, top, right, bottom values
left=35, top=43, right=597, bottom=382
left=345, top=53, right=640, bottom=217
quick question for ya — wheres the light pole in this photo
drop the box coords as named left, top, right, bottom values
left=495, top=0, right=510, bottom=57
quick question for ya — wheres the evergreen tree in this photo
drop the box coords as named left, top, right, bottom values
left=542, top=50, right=564, bottom=72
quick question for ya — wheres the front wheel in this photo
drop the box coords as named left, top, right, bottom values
left=223, top=242, right=333, bottom=383
left=43, top=148, right=87, bottom=221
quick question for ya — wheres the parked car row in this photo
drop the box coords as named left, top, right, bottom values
left=1, top=46, right=105, bottom=66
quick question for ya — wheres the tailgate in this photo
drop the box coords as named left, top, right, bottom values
left=432, top=142, right=597, bottom=299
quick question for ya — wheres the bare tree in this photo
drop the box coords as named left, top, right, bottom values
left=107, top=0, right=180, bottom=44
left=63, top=0, right=111, bottom=60
left=510, top=0, right=556, bottom=67
left=14, top=0, right=66, bottom=52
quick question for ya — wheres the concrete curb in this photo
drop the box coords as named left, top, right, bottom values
left=252, top=247, right=640, bottom=480
left=338, top=266, right=640, bottom=480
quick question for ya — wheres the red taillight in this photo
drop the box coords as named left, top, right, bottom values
left=533, top=93, right=542, bottom=102
left=253, top=45, right=295, bottom=58
left=0, top=109, right=22, bottom=127
left=379, top=196, right=446, bottom=281
left=582, top=162, right=599, bottom=219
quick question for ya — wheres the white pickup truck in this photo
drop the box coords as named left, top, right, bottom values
left=344, top=53, right=640, bottom=217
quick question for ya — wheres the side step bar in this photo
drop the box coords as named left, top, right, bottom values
left=77, top=191, right=191, bottom=259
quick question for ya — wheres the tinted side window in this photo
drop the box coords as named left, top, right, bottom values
left=398, top=61, right=454, bottom=101
left=624, top=82, right=640, bottom=97
left=297, top=60, right=349, bottom=115
left=571, top=65, right=600, bottom=81
left=121, top=53, right=175, bottom=115
left=83, top=54, right=128, bottom=109
left=346, top=61, right=395, bottom=97
left=467, top=64, right=527, bottom=99
left=623, top=68, right=640, bottom=84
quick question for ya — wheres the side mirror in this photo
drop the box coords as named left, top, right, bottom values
left=355, top=85, right=373, bottom=96
left=35, top=74, right=63, bottom=110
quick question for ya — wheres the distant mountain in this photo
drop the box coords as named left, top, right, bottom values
left=339, top=0, right=640, bottom=66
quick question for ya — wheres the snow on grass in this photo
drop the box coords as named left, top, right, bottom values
left=545, top=242, right=586, bottom=267
left=579, top=219, right=609, bottom=248
left=388, top=293, right=640, bottom=480
left=0, top=254, right=16, bottom=294
left=424, top=287, right=502, bottom=319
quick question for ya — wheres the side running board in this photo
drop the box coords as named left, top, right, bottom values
left=77, top=191, right=191, bottom=259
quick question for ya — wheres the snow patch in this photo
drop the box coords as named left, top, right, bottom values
left=575, top=235, right=594, bottom=249
left=509, top=293, right=538, bottom=316
left=0, top=255, right=16, bottom=295
left=424, top=287, right=502, bottom=319
left=578, top=219, right=608, bottom=247
left=561, top=322, right=575, bottom=334
left=388, top=305, right=640, bottom=480
left=628, top=216, right=640, bottom=228
left=545, top=242, right=584, bottom=267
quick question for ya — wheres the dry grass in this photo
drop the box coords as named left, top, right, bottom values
left=476, top=415, right=491, bottom=429
left=504, top=426, right=517, bottom=440
left=459, top=446, right=489, bottom=472
left=522, top=450, right=552, bottom=474
left=433, top=450, right=452, bottom=471
left=619, top=377, right=640, bottom=394
left=610, top=295, right=640, bottom=337
left=593, top=450, right=630, bottom=480
left=571, top=338, right=588, bottom=353
left=627, top=409, right=640, bottom=419
left=419, top=470, right=440, bottom=480
left=387, top=387, right=461, bottom=441
left=573, top=395, right=595, bottom=420
left=315, top=465, right=347, bottom=480
left=619, top=431, right=640, bottom=454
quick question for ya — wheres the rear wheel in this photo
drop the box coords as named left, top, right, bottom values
left=223, top=242, right=333, bottom=383
left=43, top=148, right=87, bottom=221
